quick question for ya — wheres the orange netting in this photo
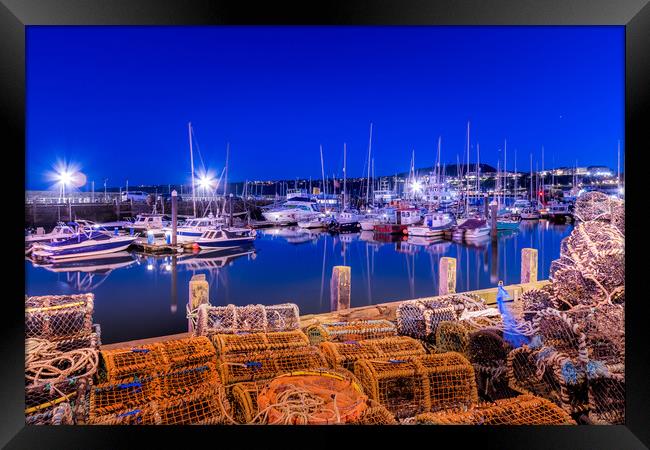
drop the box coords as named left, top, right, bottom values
left=256, top=369, right=368, bottom=424
left=25, top=294, right=95, bottom=341
left=305, top=320, right=397, bottom=345
left=88, top=385, right=232, bottom=425
left=467, top=329, right=516, bottom=401
left=412, top=394, right=575, bottom=425
left=354, top=353, right=477, bottom=419
left=320, top=336, right=426, bottom=371
left=158, top=336, right=216, bottom=370
left=212, top=330, right=309, bottom=358
left=218, top=346, right=329, bottom=386
left=435, top=321, right=470, bottom=355
left=352, top=399, right=399, bottom=425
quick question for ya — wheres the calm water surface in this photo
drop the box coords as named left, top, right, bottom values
left=25, top=220, right=573, bottom=344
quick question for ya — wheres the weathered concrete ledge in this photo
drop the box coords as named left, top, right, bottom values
left=100, top=279, right=549, bottom=350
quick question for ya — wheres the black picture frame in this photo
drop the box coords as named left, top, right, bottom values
left=2, top=1, right=648, bottom=448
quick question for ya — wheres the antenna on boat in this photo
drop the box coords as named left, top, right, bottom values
left=188, top=122, right=197, bottom=218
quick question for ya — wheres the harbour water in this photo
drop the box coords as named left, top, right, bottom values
left=25, top=220, right=573, bottom=344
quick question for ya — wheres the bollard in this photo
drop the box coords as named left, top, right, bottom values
left=521, top=248, right=538, bottom=283
left=438, top=257, right=457, bottom=295
left=330, top=266, right=351, bottom=312
left=147, top=230, right=155, bottom=245
left=188, top=274, right=209, bottom=333
left=171, top=190, right=178, bottom=246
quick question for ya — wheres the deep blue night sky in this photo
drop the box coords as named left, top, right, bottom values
left=26, top=26, right=624, bottom=190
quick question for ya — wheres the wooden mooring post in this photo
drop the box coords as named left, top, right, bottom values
left=171, top=190, right=178, bottom=246
left=330, top=266, right=351, bottom=311
left=521, top=248, right=538, bottom=283
left=438, top=257, right=457, bottom=295
left=188, top=274, right=209, bottom=333
left=489, top=200, right=498, bottom=239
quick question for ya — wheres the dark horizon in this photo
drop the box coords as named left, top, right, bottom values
left=27, top=26, right=624, bottom=191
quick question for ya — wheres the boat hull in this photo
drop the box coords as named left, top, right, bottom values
left=196, top=237, right=255, bottom=249
left=405, top=226, right=445, bottom=237
left=31, top=238, right=137, bottom=260
left=374, top=224, right=407, bottom=234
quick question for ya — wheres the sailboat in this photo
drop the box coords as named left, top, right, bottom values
left=329, top=143, right=362, bottom=233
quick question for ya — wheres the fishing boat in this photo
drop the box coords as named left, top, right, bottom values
left=261, top=197, right=322, bottom=225
left=451, top=218, right=490, bottom=240
left=508, top=199, right=531, bottom=216
left=328, top=210, right=362, bottom=233
left=25, top=222, right=78, bottom=244
left=547, top=201, right=573, bottom=223
left=31, top=229, right=138, bottom=261
left=373, top=207, right=421, bottom=234
left=194, top=227, right=256, bottom=250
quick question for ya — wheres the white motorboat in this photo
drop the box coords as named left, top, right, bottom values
left=194, top=227, right=256, bottom=250
left=31, top=229, right=138, bottom=261
left=25, top=222, right=78, bottom=244
left=261, top=197, right=322, bottom=224
left=297, top=215, right=330, bottom=229
left=162, top=214, right=225, bottom=241
left=451, top=218, right=490, bottom=240
left=125, top=213, right=170, bottom=233
left=405, top=212, right=455, bottom=237
left=547, top=201, right=573, bottom=223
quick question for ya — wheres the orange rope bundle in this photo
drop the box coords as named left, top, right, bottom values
left=256, top=369, right=368, bottom=425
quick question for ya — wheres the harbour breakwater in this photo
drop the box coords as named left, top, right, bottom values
left=24, top=199, right=271, bottom=229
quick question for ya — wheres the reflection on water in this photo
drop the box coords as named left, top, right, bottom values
left=25, top=221, right=573, bottom=344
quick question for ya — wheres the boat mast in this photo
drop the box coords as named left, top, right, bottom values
left=222, top=142, right=230, bottom=217
left=541, top=145, right=545, bottom=206
left=365, top=122, right=373, bottom=206
left=320, top=145, right=327, bottom=198
left=503, top=139, right=507, bottom=207
left=617, top=140, right=621, bottom=191
left=514, top=149, right=518, bottom=200
left=465, top=121, right=470, bottom=216
left=188, top=122, right=197, bottom=218
left=529, top=153, right=533, bottom=203
left=343, top=143, right=347, bottom=210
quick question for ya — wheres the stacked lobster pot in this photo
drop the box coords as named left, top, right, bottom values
left=88, top=336, right=231, bottom=425
left=305, top=319, right=398, bottom=345
left=25, top=294, right=101, bottom=425
left=409, top=394, right=575, bottom=425
left=508, top=197, right=625, bottom=424
left=395, top=293, right=489, bottom=346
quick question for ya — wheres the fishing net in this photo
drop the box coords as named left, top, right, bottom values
left=396, top=294, right=487, bottom=341
left=26, top=402, right=74, bottom=426
left=506, top=310, right=590, bottom=417
left=256, top=369, right=368, bottom=425
left=305, top=320, right=397, bottom=345
left=218, top=346, right=329, bottom=386
left=158, top=363, right=220, bottom=398
left=89, top=376, right=160, bottom=419
left=411, top=394, right=575, bottom=425
left=212, top=330, right=309, bottom=358
left=611, top=202, right=625, bottom=235
left=25, top=337, right=98, bottom=424
left=588, top=372, right=625, bottom=424
left=45, top=325, right=101, bottom=354
left=158, top=336, right=216, bottom=370
left=320, top=336, right=426, bottom=371
left=550, top=221, right=624, bottom=308
left=196, top=303, right=301, bottom=336
left=354, top=353, right=477, bottom=419
left=434, top=321, right=470, bottom=355
left=230, top=381, right=265, bottom=424
left=25, top=294, right=95, bottom=341
left=88, top=385, right=232, bottom=425
left=99, top=343, right=167, bottom=382
left=466, top=329, right=517, bottom=401
left=520, top=286, right=557, bottom=322
left=352, top=399, right=399, bottom=425
left=573, top=191, right=615, bottom=222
